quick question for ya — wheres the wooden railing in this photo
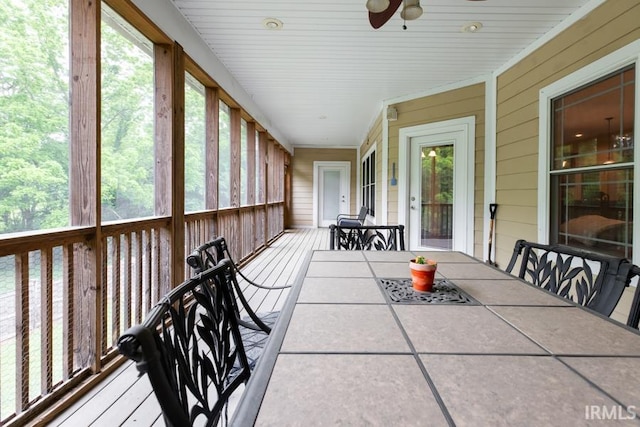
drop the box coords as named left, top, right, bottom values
left=0, top=202, right=284, bottom=425
left=421, top=203, right=453, bottom=239
left=184, top=202, right=284, bottom=277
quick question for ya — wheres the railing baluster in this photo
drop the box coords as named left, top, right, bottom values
left=41, top=248, right=53, bottom=394
left=101, top=240, right=108, bottom=354
left=63, top=244, right=74, bottom=380
left=111, top=236, right=121, bottom=346
left=123, top=233, right=132, bottom=330
left=143, top=229, right=151, bottom=313
left=15, top=252, right=29, bottom=413
left=134, top=231, right=143, bottom=323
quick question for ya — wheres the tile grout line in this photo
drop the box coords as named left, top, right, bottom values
left=364, top=251, right=457, bottom=427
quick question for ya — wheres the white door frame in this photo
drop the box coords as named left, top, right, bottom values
left=313, top=161, right=351, bottom=227
left=398, top=117, right=475, bottom=254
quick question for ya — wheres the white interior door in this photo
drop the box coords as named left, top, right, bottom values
left=314, top=162, right=350, bottom=227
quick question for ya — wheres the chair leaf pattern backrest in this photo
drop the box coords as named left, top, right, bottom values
left=506, top=239, right=629, bottom=317
left=118, top=261, right=250, bottom=427
left=524, top=248, right=599, bottom=307
left=335, top=226, right=402, bottom=250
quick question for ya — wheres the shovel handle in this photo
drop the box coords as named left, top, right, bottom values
left=489, top=203, right=498, bottom=220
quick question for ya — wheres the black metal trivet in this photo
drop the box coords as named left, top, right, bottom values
left=377, top=278, right=478, bottom=304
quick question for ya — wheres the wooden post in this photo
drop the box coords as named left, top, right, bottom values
left=154, top=42, right=185, bottom=292
left=69, top=0, right=101, bottom=373
left=205, top=88, right=220, bottom=213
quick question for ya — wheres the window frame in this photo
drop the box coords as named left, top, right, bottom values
left=361, top=146, right=376, bottom=219
left=539, top=42, right=640, bottom=264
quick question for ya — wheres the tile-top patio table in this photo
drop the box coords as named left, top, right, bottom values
left=231, top=250, right=640, bottom=426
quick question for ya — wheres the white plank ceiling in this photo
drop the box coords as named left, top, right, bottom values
left=169, top=0, right=595, bottom=149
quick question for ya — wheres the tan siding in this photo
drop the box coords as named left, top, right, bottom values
left=384, top=83, right=486, bottom=256
left=497, top=135, right=539, bottom=161
left=494, top=0, right=640, bottom=267
left=290, top=147, right=357, bottom=227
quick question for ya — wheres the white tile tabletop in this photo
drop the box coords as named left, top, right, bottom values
left=233, top=250, right=640, bottom=426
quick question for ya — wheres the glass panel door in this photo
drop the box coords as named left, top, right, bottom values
left=420, top=144, right=454, bottom=249
left=410, top=137, right=455, bottom=250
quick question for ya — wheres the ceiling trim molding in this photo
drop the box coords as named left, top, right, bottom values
left=292, top=145, right=359, bottom=150
left=383, top=74, right=490, bottom=106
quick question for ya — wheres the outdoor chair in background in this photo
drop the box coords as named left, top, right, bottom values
left=336, top=206, right=368, bottom=227
left=117, top=260, right=250, bottom=427
left=330, top=224, right=405, bottom=251
left=505, top=239, right=629, bottom=317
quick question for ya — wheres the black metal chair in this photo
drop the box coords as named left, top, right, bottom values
left=117, top=260, right=250, bottom=427
left=186, top=236, right=289, bottom=334
left=505, top=239, right=629, bottom=317
left=624, top=264, right=640, bottom=329
left=329, top=224, right=405, bottom=251
left=336, top=206, right=368, bottom=227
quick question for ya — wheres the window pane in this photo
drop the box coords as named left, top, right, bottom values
left=255, top=130, right=264, bottom=203
left=361, top=151, right=376, bottom=217
left=240, top=119, right=248, bottom=206
left=552, top=169, right=633, bottom=259
left=101, top=6, right=154, bottom=221
left=218, top=101, right=231, bottom=208
left=552, top=66, right=634, bottom=170
left=184, top=74, right=206, bottom=212
left=0, top=0, right=69, bottom=233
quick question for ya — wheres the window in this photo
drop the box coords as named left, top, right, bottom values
left=218, top=101, right=231, bottom=208
left=101, top=5, right=154, bottom=221
left=240, top=118, right=248, bottom=205
left=361, top=149, right=376, bottom=217
left=550, top=65, right=634, bottom=259
left=255, top=129, right=264, bottom=204
left=184, top=73, right=206, bottom=212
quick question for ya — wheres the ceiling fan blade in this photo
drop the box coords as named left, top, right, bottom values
left=368, top=0, right=402, bottom=29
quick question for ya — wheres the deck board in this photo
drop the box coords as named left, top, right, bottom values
left=47, top=227, right=330, bottom=426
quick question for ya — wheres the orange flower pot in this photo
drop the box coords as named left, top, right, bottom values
left=409, top=259, right=437, bottom=292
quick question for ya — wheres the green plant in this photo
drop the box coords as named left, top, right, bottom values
left=414, top=255, right=426, bottom=264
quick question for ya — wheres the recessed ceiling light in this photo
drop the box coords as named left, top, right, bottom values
left=575, top=133, right=583, bottom=138
left=462, top=22, right=483, bottom=33
left=263, top=18, right=283, bottom=30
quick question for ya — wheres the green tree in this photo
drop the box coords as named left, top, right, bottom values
left=0, top=0, right=69, bottom=233
left=184, top=77, right=206, bottom=212
left=218, top=103, right=231, bottom=208
left=421, top=145, right=453, bottom=205
left=100, top=16, right=154, bottom=221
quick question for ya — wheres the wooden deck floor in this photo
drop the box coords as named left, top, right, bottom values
left=44, top=228, right=330, bottom=427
